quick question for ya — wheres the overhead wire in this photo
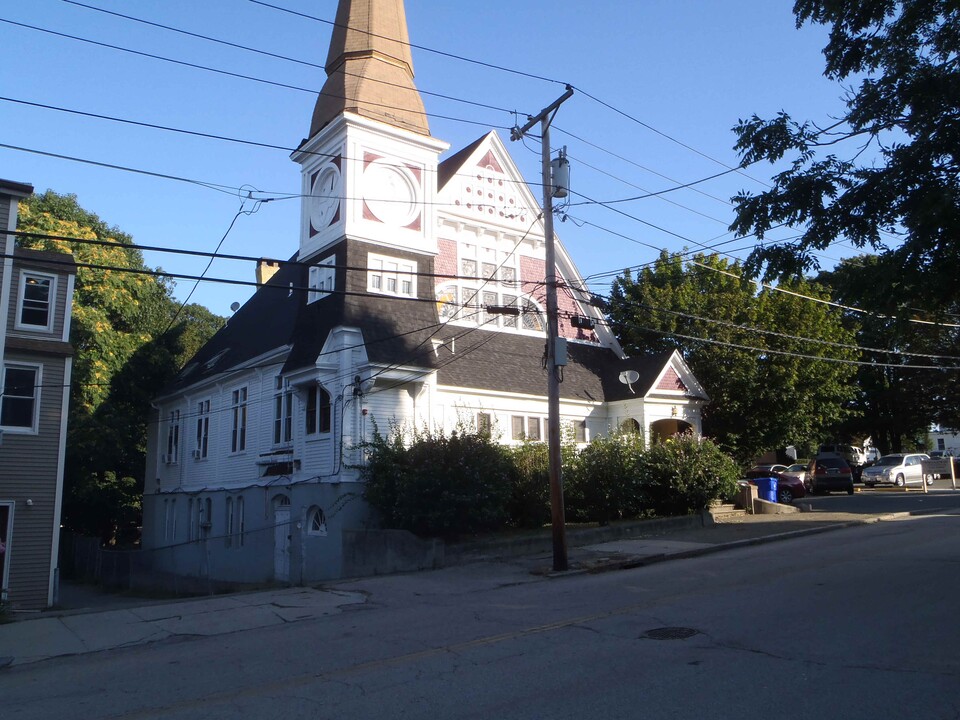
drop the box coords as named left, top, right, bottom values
left=60, top=0, right=519, bottom=116
left=0, top=95, right=549, bottom=198
left=0, top=18, right=513, bottom=131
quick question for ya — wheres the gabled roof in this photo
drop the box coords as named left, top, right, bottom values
left=437, top=134, right=486, bottom=190
left=432, top=332, right=696, bottom=404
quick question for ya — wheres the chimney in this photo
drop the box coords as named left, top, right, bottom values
left=257, top=259, right=281, bottom=286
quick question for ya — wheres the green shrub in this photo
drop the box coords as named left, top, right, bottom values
left=565, top=432, right=647, bottom=524
left=361, top=427, right=513, bottom=539
left=636, top=434, right=740, bottom=516
left=507, top=441, right=551, bottom=528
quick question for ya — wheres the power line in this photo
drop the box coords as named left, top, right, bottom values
left=0, top=142, right=243, bottom=196
left=0, top=18, right=512, bottom=132
left=594, top=316, right=959, bottom=371
left=0, top=96, right=547, bottom=196
left=571, top=86, right=770, bottom=188
left=560, top=295, right=960, bottom=361
left=61, top=0, right=520, bottom=117
left=11, top=229, right=546, bottom=286
left=245, top=0, right=565, bottom=86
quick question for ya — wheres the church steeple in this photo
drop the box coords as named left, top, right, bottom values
left=310, top=0, right=430, bottom=138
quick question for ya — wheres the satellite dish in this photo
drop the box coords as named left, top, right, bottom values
left=230, top=301, right=240, bottom=313
left=618, top=370, right=640, bottom=394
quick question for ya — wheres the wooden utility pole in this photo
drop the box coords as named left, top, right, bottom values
left=511, top=85, right=574, bottom=571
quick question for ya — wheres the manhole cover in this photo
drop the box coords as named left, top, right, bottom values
left=642, top=627, right=699, bottom=640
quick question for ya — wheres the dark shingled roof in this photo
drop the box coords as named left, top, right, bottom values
left=162, top=237, right=702, bottom=404
left=432, top=332, right=695, bottom=402
left=437, top=134, right=487, bottom=191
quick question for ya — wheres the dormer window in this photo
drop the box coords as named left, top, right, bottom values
left=368, top=253, right=416, bottom=298
left=308, top=255, right=336, bottom=303
left=16, top=271, right=55, bottom=331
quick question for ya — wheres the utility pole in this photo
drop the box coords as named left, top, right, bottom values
left=511, top=85, right=574, bottom=572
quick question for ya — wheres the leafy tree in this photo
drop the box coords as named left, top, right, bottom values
left=730, top=0, right=960, bottom=314
left=16, top=191, right=225, bottom=542
left=817, top=255, right=959, bottom=452
left=608, top=251, right=859, bottom=464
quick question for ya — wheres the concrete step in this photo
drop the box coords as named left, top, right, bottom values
left=708, top=503, right=747, bottom=519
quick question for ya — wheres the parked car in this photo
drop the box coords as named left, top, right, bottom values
left=743, top=469, right=806, bottom=503
left=744, top=464, right=789, bottom=478
left=861, top=453, right=933, bottom=487
left=818, top=443, right=865, bottom=468
left=781, top=463, right=808, bottom=484
left=806, top=457, right=855, bottom=495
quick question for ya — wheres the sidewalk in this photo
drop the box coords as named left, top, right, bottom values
left=0, top=507, right=947, bottom=669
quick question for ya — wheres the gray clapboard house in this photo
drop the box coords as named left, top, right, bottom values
left=140, top=0, right=709, bottom=588
left=0, top=179, right=76, bottom=610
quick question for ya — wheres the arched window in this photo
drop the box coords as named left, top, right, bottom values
left=619, top=418, right=641, bottom=434
left=306, top=385, right=332, bottom=435
left=307, top=506, right=327, bottom=537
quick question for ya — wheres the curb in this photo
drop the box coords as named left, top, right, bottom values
left=546, top=506, right=960, bottom=578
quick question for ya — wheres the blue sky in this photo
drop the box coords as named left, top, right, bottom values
left=0, top=0, right=848, bottom=317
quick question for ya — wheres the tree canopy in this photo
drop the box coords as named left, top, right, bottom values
left=16, top=191, right=225, bottom=542
left=730, top=0, right=960, bottom=314
left=607, top=251, right=859, bottom=464
left=817, top=255, right=960, bottom=452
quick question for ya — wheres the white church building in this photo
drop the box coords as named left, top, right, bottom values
left=140, top=0, right=709, bottom=587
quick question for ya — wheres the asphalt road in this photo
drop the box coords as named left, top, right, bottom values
left=3, top=508, right=959, bottom=719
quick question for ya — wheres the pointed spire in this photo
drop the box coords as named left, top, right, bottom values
left=310, top=0, right=430, bottom=137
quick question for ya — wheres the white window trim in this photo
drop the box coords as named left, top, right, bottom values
left=0, top=362, right=42, bottom=434
left=308, top=255, right=336, bottom=304
left=307, top=506, right=328, bottom=537
left=510, top=414, right=546, bottom=442
left=165, top=409, right=181, bottom=465
left=230, top=386, right=248, bottom=454
left=436, top=282, right=545, bottom=335
left=15, top=270, right=56, bottom=332
left=1, top=501, right=14, bottom=601
left=195, top=399, right=211, bottom=460
left=273, top=377, right=294, bottom=447
left=367, top=253, right=417, bottom=298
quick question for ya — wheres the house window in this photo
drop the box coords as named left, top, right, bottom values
left=307, top=506, right=327, bottom=537
left=526, top=417, right=542, bottom=441
left=308, top=255, right=336, bottom=303
left=306, top=385, right=332, bottom=435
left=521, top=299, right=544, bottom=332
left=477, top=412, right=492, bottom=436
left=201, top=497, right=212, bottom=535
left=164, top=498, right=177, bottom=543
left=368, top=253, right=416, bottom=297
left=225, top=497, right=234, bottom=548
left=188, top=498, right=200, bottom=541
left=0, top=364, right=39, bottom=431
left=236, top=496, right=245, bottom=547
left=510, top=415, right=544, bottom=441
left=166, top=410, right=180, bottom=464
left=273, top=377, right=293, bottom=446
left=574, top=420, right=587, bottom=443
left=231, top=387, right=247, bottom=453
left=195, top=400, right=210, bottom=459
left=16, top=272, right=55, bottom=331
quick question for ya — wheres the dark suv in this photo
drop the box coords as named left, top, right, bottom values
left=806, top=456, right=855, bottom=495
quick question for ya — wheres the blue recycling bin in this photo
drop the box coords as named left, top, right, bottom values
left=754, top=476, right=778, bottom=503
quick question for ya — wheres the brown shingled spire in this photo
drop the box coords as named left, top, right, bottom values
left=309, top=0, right=430, bottom=137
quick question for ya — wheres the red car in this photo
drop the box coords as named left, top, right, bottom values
left=744, top=466, right=807, bottom=503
